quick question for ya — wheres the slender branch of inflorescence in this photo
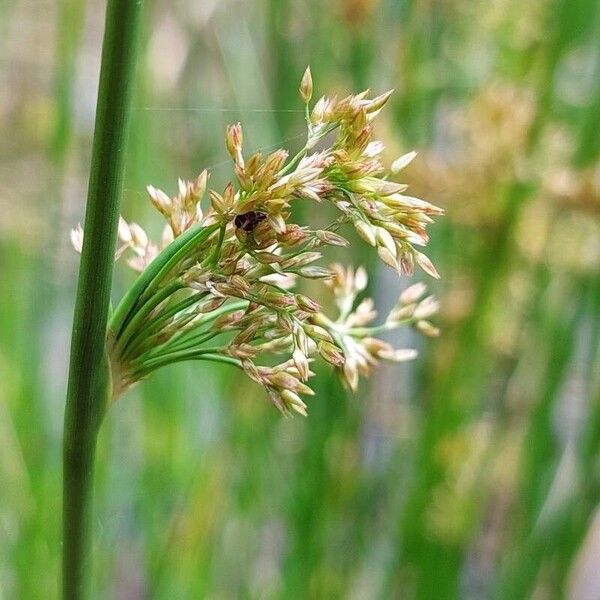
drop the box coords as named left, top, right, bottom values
left=72, top=66, right=443, bottom=415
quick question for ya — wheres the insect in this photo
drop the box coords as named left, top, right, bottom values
left=234, top=211, right=267, bottom=233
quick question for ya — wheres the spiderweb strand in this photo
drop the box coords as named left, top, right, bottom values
left=130, top=107, right=306, bottom=113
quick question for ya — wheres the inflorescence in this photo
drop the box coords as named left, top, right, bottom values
left=72, top=67, right=443, bottom=416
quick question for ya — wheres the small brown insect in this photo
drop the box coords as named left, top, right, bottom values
left=234, top=211, right=267, bottom=233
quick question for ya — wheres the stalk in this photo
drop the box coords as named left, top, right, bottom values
left=62, top=0, right=142, bottom=598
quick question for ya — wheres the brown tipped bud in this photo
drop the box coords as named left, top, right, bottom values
left=281, top=389, right=308, bottom=417
left=319, top=341, right=345, bottom=367
left=147, top=185, right=172, bottom=216
left=194, top=169, right=210, bottom=196
left=399, top=252, right=415, bottom=276
left=378, top=246, right=398, bottom=269
left=211, top=310, right=245, bottom=330
left=209, top=190, right=227, bottom=215
left=415, top=251, right=440, bottom=279
left=376, top=227, right=397, bottom=257
left=230, top=274, right=252, bottom=295
left=315, top=230, right=349, bottom=247
left=222, top=183, right=235, bottom=208
left=304, top=324, right=334, bottom=343
left=277, top=311, right=295, bottom=333
left=226, top=122, right=244, bottom=168
left=295, top=294, right=321, bottom=313
left=196, top=296, right=227, bottom=313
left=263, top=292, right=296, bottom=309
left=264, top=148, right=289, bottom=173
left=268, top=370, right=297, bottom=390
left=278, top=224, right=309, bottom=247
left=299, top=66, right=313, bottom=104
left=353, top=220, right=377, bottom=247
left=297, top=266, right=332, bottom=280
left=245, top=151, right=262, bottom=176
left=267, top=213, right=287, bottom=235
left=292, top=348, right=310, bottom=381
left=228, top=343, right=260, bottom=359
left=281, top=251, right=322, bottom=270
left=253, top=252, right=284, bottom=265
left=377, top=181, right=408, bottom=197
left=365, top=89, right=394, bottom=114
left=242, top=360, right=264, bottom=384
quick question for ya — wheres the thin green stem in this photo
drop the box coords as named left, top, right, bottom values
left=131, top=348, right=236, bottom=376
left=115, top=279, right=184, bottom=356
left=62, top=0, right=142, bottom=598
left=154, top=329, right=226, bottom=355
left=203, top=225, right=226, bottom=267
left=278, top=123, right=339, bottom=176
left=128, top=290, right=210, bottom=351
left=108, top=222, right=219, bottom=336
left=140, top=299, right=248, bottom=356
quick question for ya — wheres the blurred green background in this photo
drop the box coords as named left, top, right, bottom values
left=1, top=0, right=600, bottom=598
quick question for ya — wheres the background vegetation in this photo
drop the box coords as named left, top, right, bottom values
left=1, top=0, right=599, bottom=597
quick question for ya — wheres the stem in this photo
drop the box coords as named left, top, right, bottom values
left=132, top=350, right=240, bottom=377
left=121, top=291, right=211, bottom=358
left=62, top=0, right=142, bottom=598
left=115, top=279, right=184, bottom=356
left=153, top=328, right=225, bottom=355
left=109, top=222, right=219, bottom=336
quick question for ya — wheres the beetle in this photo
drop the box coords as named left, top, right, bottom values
left=234, top=211, right=267, bottom=233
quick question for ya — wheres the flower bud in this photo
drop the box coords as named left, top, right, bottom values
left=318, top=341, right=345, bottom=367
left=391, top=151, right=418, bottom=174
left=378, top=348, right=418, bottom=362
left=147, top=185, right=172, bottom=216
left=226, top=122, right=244, bottom=168
left=299, top=66, right=313, bottom=104
left=292, top=348, right=310, bottom=381
left=281, top=389, right=308, bottom=417
left=399, top=282, right=427, bottom=305
left=415, top=320, right=440, bottom=337
left=297, top=266, right=332, bottom=280
left=415, top=251, right=440, bottom=279
left=353, top=220, right=376, bottom=247
left=376, top=227, right=397, bottom=257
left=378, top=246, right=398, bottom=269
left=295, top=294, right=321, bottom=313
left=315, top=230, right=349, bottom=247
left=413, top=296, right=439, bottom=320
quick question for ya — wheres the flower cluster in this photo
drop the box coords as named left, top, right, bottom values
left=72, top=67, right=443, bottom=415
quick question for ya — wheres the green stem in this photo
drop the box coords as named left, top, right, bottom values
left=132, top=349, right=238, bottom=376
left=159, top=299, right=249, bottom=347
left=153, top=329, right=225, bottom=355
left=62, top=0, right=142, bottom=598
left=115, top=279, right=184, bottom=356
left=278, top=124, right=339, bottom=176
left=122, top=291, right=211, bottom=358
left=108, top=222, right=219, bottom=337
left=203, top=225, right=226, bottom=267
